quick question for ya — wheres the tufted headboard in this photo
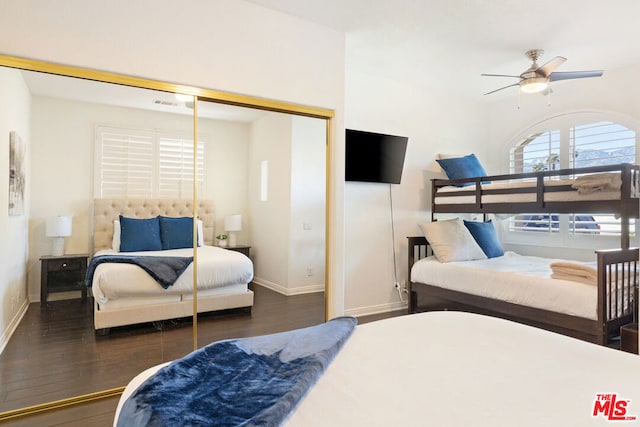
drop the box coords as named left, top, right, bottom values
left=93, top=199, right=215, bottom=253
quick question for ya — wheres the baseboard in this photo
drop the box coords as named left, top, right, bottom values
left=0, top=297, right=29, bottom=355
left=344, top=300, right=407, bottom=318
left=252, top=277, right=324, bottom=296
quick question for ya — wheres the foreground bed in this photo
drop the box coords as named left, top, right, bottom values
left=114, top=312, right=640, bottom=426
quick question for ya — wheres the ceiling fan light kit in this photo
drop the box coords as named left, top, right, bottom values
left=482, top=48, right=603, bottom=97
left=520, top=76, right=548, bottom=94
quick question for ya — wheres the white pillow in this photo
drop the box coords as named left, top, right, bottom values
left=112, top=220, right=121, bottom=252
left=197, top=219, right=204, bottom=247
left=420, top=218, right=487, bottom=263
left=112, top=218, right=204, bottom=251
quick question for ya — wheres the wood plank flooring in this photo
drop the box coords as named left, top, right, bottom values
left=1, top=284, right=403, bottom=426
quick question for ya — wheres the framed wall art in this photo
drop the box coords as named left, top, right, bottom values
left=8, top=131, right=25, bottom=216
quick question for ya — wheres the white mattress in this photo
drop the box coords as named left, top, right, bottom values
left=411, top=252, right=597, bottom=319
left=434, top=179, right=621, bottom=204
left=115, top=312, right=640, bottom=426
left=91, top=246, right=253, bottom=304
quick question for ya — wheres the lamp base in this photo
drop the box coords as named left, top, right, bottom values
left=229, top=233, right=237, bottom=247
left=51, top=237, right=65, bottom=257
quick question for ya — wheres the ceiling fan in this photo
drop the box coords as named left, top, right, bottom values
left=482, top=49, right=604, bottom=95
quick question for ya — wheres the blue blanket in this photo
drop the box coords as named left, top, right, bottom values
left=116, top=316, right=357, bottom=427
left=85, top=255, right=193, bottom=289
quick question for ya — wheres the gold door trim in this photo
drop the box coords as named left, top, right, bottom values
left=0, top=53, right=335, bottom=419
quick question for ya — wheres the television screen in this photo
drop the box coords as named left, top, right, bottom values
left=345, top=129, right=408, bottom=184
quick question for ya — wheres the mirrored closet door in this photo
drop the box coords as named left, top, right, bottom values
left=0, top=55, right=333, bottom=418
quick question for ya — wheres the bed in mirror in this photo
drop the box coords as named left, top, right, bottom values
left=0, top=56, right=332, bottom=420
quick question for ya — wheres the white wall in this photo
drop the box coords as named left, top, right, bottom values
left=28, top=95, right=251, bottom=300
left=249, top=113, right=292, bottom=291
left=289, top=116, right=326, bottom=293
left=249, top=114, right=326, bottom=295
left=0, top=68, right=30, bottom=352
left=485, top=63, right=640, bottom=260
left=343, top=69, right=488, bottom=315
left=0, top=0, right=346, bottom=317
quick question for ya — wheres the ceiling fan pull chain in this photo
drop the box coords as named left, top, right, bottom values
left=547, top=89, right=552, bottom=107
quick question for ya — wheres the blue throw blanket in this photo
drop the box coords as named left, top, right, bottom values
left=85, top=255, right=193, bottom=289
left=116, top=316, right=357, bottom=427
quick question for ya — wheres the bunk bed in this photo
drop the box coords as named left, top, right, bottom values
left=409, top=162, right=640, bottom=345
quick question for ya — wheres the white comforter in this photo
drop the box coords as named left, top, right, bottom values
left=115, top=312, right=640, bottom=426
left=91, top=246, right=253, bottom=304
left=411, top=251, right=598, bottom=319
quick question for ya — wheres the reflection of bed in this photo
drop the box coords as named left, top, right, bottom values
left=90, top=199, right=254, bottom=331
left=114, top=312, right=640, bottom=426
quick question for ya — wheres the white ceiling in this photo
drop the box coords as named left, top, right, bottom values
left=246, top=0, right=640, bottom=102
left=21, top=70, right=267, bottom=122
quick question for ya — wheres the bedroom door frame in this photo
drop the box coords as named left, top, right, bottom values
left=0, top=53, right=335, bottom=420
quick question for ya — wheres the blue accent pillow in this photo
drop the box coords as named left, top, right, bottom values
left=436, top=154, right=489, bottom=186
left=159, top=216, right=194, bottom=250
left=463, top=220, right=504, bottom=258
left=119, top=215, right=163, bottom=252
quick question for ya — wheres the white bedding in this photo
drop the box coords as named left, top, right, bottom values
left=434, top=178, right=623, bottom=205
left=91, top=245, right=253, bottom=304
left=115, top=312, right=640, bottom=426
left=411, top=252, right=598, bottom=319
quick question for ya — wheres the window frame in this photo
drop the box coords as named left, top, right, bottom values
left=501, top=111, right=639, bottom=250
left=94, top=124, right=206, bottom=199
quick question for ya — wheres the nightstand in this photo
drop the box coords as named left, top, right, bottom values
left=40, top=254, right=89, bottom=305
left=225, top=245, right=251, bottom=258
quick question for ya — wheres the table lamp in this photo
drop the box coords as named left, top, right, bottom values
left=224, top=214, right=242, bottom=247
left=46, top=216, right=72, bottom=256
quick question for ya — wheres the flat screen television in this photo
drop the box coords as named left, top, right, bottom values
left=345, top=129, right=408, bottom=184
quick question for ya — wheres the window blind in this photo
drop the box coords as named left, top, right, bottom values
left=508, top=119, right=636, bottom=237
left=569, top=121, right=636, bottom=235
left=95, top=126, right=204, bottom=199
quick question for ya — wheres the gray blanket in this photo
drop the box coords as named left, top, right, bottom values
left=85, top=254, right=193, bottom=289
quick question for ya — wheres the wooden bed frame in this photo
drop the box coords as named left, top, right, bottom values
left=432, top=163, right=639, bottom=248
left=91, top=198, right=254, bottom=332
left=411, top=163, right=640, bottom=345
left=408, top=236, right=638, bottom=345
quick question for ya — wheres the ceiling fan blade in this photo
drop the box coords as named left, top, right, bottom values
left=549, top=70, right=604, bottom=81
left=536, top=56, right=566, bottom=77
left=484, top=82, right=520, bottom=95
left=481, top=73, right=521, bottom=78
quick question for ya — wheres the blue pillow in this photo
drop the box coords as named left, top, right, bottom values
left=119, top=215, right=163, bottom=252
left=159, top=216, right=194, bottom=250
left=436, top=154, right=488, bottom=186
left=463, top=220, right=504, bottom=258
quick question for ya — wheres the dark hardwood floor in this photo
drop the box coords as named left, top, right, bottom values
left=1, top=284, right=403, bottom=426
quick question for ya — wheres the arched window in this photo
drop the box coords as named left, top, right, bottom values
left=507, top=114, right=636, bottom=241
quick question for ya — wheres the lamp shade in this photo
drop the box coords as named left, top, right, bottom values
left=224, top=214, right=242, bottom=232
left=46, top=216, right=72, bottom=237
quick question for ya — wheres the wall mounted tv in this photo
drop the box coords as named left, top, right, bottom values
left=345, top=129, right=408, bottom=184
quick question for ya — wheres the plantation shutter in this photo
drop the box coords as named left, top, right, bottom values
left=510, top=130, right=561, bottom=232
left=159, top=136, right=204, bottom=199
left=95, top=126, right=204, bottom=199
left=96, top=127, right=155, bottom=198
left=570, top=121, right=636, bottom=235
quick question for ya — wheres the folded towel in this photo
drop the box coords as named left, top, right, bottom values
left=551, top=273, right=597, bottom=286
left=572, top=173, right=622, bottom=194
left=550, top=261, right=598, bottom=285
